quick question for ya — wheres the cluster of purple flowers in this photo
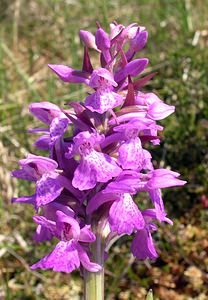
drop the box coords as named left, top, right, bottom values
left=12, top=22, right=186, bottom=274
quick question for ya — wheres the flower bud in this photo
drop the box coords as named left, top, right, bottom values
left=79, top=30, right=98, bottom=50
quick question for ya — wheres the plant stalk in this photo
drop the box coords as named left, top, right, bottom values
left=84, top=231, right=104, bottom=300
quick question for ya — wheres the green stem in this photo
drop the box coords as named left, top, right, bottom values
left=84, top=232, right=104, bottom=300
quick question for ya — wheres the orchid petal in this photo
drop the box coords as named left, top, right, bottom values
left=79, top=225, right=96, bottom=243
left=148, top=189, right=166, bottom=222
left=77, top=243, right=102, bottom=272
left=118, top=138, right=145, bottom=170
left=11, top=194, right=36, bottom=206
left=36, top=172, right=63, bottom=207
left=34, top=134, right=50, bottom=150
left=72, top=151, right=121, bottom=190
left=33, top=224, right=54, bottom=242
left=33, top=215, right=57, bottom=237
left=48, top=64, right=90, bottom=84
left=56, top=211, right=81, bottom=241
left=146, top=169, right=187, bottom=189
left=31, top=240, right=80, bottom=273
left=79, top=30, right=98, bottom=50
left=109, top=193, right=145, bottom=235
left=85, top=91, right=123, bottom=114
left=131, top=229, right=158, bottom=260
left=147, top=101, right=175, bottom=120
left=50, top=116, right=69, bottom=146
left=29, top=102, right=62, bottom=124
left=115, top=58, right=149, bottom=82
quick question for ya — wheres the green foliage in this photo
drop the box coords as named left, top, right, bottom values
left=146, top=289, right=153, bottom=300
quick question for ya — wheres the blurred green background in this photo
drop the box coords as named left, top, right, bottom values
left=0, top=0, right=208, bottom=299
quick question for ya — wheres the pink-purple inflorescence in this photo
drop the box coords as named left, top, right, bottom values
left=12, top=22, right=186, bottom=273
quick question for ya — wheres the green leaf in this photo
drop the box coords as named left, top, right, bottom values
left=146, top=289, right=153, bottom=300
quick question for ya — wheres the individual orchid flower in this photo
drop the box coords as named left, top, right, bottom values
left=85, top=68, right=123, bottom=114
left=110, top=22, right=141, bottom=50
left=33, top=201, right=75, bottom=242
left=29, top=102, right=70, bottom=149
left=87, top=190, right=145, bottom=236
left=101, top=169, right=186, bottom=222
left=113, top=118, right=155, bottom=170
left=29, top=102, right=67, bottom=125
left=31, top=211, right=101, bottom=273
left=11, top=154, right=58, bottom=182
left=135, top=92, right=175, bottom=120
left=12, top=154, right=83, bottom=209
left=66, top=131, right=122, bottom=190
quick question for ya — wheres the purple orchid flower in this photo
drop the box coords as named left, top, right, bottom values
left=126, top=28, right=148, bottom=61
left=66, top=131, right=122, bottom=190
left=33, top=201, right=75, bottom=242
left=11, top=154, right=58, bottom=181
left=113, top=118, right=155, bottom=170
left=85, top=68, right=123, bottom=114
left=31, top=211, right=101, bottom=273
left=87, top=191, right=145, bottom=235
left=29, top=102, right=67, bottom=124
left=29, top=102, right=70, bottom=150
left=100, top=169, right=186, bottom=222
left=12, top=21, right=186, bottom=283
left=12, top=154, right=83, bottom=209
left=135, top=92, right=175, bottom=120
left=110, top=23, right=141, bottom=50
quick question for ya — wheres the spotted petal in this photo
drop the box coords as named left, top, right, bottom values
left=118, top=138, right=144, bottom=170
left=36, top=172, right=63, bottom=208
left=31, top=240, right=80, bottom=273
left=72, top=150, right=121, bottom=190
left=50, top=116, right=69, bottom=146
left=85, top=90, right=123, bottom=114
left=109, top=193, right=145, bottom=235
